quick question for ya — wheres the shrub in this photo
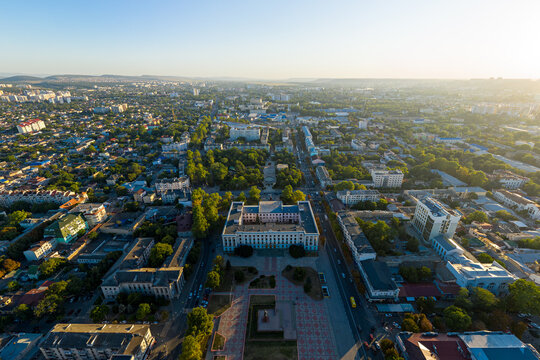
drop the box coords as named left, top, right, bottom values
left=234, top=245, right=254, bottom=258
left=303, top=277, right=312, bottom=293
left=293, top=267, right=306, bottom=281
left=289, top=244, right=306, bottom=258
left=234, top=270, right=245, bottom=282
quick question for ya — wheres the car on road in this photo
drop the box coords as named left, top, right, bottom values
left=363, top=341, right=370, bottom=349
left=321, top=286, right=330, bottom=297
left=337, top=259, right=341, bottom=265
left=385, top=313, right=392, bottom=317
left=341, top=272, right=345, bottom=279
left=374, top=341, right=381, bottom=350
left=188, top=292, right=193, bottom=299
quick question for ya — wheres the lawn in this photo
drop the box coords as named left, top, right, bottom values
left=211, top=332, right=226, bottom=351
left=207, top=294, right=232, bottom=316
left=249, top=275, right=276, bottom=289
left=244, top=340, right=298, bottom=360
left=281, top=266, right=323, bottom=300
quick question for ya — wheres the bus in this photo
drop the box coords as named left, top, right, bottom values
left=350, top=296, right=356, bottom=308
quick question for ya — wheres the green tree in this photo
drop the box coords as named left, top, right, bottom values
left=179, top=335, right=202, bottom=360
left=205, top=271, right=221, bottom=289
left=186, top=307, right=214, bottom=338
left=248, top=186, right=261, bottom=204
left=443, top=306, right=472, bottom=331
left=148, top=243, right=173, bottom=267
left=507, top=279, right=540, bottom=315
left=402, top=318, right=420, bottom=332
left=464, top=210, right=489, bottom=224
left=476, top=253, right=494, bottom=263
left=281, top=185, right=294, bottom=204
left=8, top=210, right=30, bottom=226
left=406, top=237, right=419, bottom=252
left=192, top=205, right=209, bottom=239
left=90, top=305, right=109, bottom=323
left=136, top=303, right=151, bottom=321
left=495, top=210, right=516, bottom=221
left=14, top=303, right=32, bottom=320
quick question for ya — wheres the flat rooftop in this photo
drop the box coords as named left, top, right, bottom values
left=223, top=201, right=318, bottom=235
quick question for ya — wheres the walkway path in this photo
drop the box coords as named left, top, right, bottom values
left=210, top=254, right=338, bottom=360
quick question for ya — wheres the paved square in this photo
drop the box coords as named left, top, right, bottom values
left=210, top=255, right=337, bottom=360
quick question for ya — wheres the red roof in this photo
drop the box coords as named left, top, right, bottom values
left=434, top=280, right=461, bottom=296
left=402, top=333, right=469, bottom=360
left=399, top=283, right=442, bottom=298
left=18, top=118, right=42, bottom=127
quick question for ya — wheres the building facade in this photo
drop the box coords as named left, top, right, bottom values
left=40, top=323, right=154, bottom=360
left=44, top=214, right=88, bottom=244
left=493, top=189, right=540, bottom=219
left=24, top=239, right=56, bottom=261
left=17, top=118, right=45, bottom=134
left=154, top=177, right=190, bottom=192
left=412, top=197, right=461, bottom=242
left=229, top=126, right=260, bottom=141
left=222, top=201, right=319, bottom=252
left=70, top=203, right=107, bottom=227
left=370, top=169, right=404, bottom=188
left=337, top=212, right=377, bottom=265
left=316, top=166, right=332, bottom=188
left=337, top=190, right=380, bottom=205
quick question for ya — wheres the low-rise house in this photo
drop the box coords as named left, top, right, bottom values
left=493, top=189, right=540, bottom=219
left=316, top=166, right=332, bottom=188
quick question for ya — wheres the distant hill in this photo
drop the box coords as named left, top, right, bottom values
left=0, top=75, right=44, bottom=83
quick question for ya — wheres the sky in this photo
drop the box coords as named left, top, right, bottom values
left=1, top=0, right=540, bottom=79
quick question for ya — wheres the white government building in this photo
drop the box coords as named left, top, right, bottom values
left=222, top=201, right=319, bottom=252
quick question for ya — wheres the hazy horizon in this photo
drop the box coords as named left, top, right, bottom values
left=2, top=0, right=540, bottom=79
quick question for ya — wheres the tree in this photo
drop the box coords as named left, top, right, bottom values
left=507, top=279, right=540, bottom=315
left=205, top=271, right=221, bottom=289
left=248, top=186, right=261, bottom=204
left=39, top=258, right=66, bottom=278
left=464, top=210, right=489, bottom=224
left=495, top=210, right=516, bottom=221
left=416, top=297, right=436, bottom=314
left=192, top=205, right=209, bottom=239
left=179, top=335, right=202, bottom=360
left=334, top=181, right=355, bottom=191
left=34, top=294, right=63, bottom=318
left=234, top=270, right=245, bottom=282
left=443, top=306, right=472, bottom=331
left=293, top=267, right=306, bottom=281
left=304, top=276, right=312, bottom=293
left=8, top=210, right=30, bottom=226
left=136, top=303, right=151, bottom=321
left=148, top=243, right=173, bottom=267
left=476, top=253, right=494, bottom=264
left=402, top=318, right=420, bottom=332
left=2, top=258, right=20, bottom=273
left=14, top=304, right=32, bottom=320
left=236, top=192, right=247, bottom=202
left=292, top=190, right=306, bottom=202
left=511, top=321, right=528, bottom=339
left=281, top=185, right=294, bottom=204
left=90, top=305, right=109, bottom=323
left=406, top=237, right=419, bottom=252
left=234, top=245, right=254, bottom=257
left=186, top=307, right=214, bottom=338
left=289, top=244, right=306, bottom=258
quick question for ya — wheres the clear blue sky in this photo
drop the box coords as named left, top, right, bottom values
left=2, top=0, right=539, bottom=79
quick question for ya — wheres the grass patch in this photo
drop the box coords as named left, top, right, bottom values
left=244, top=340, right=298, bottom=360
left=249, top=275, right=276, bottom=289
left=211, top=332, right=225, bottom=351
left=207, top=294, right=232, bottom=316
left=281, top=266, right=323, bottom=300
left=215, top=266, right=258, bottom=292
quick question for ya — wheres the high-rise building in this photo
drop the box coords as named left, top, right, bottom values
left=17, top=118, right=45, bottom=134
left=412, top=197, right=461, bottom=241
